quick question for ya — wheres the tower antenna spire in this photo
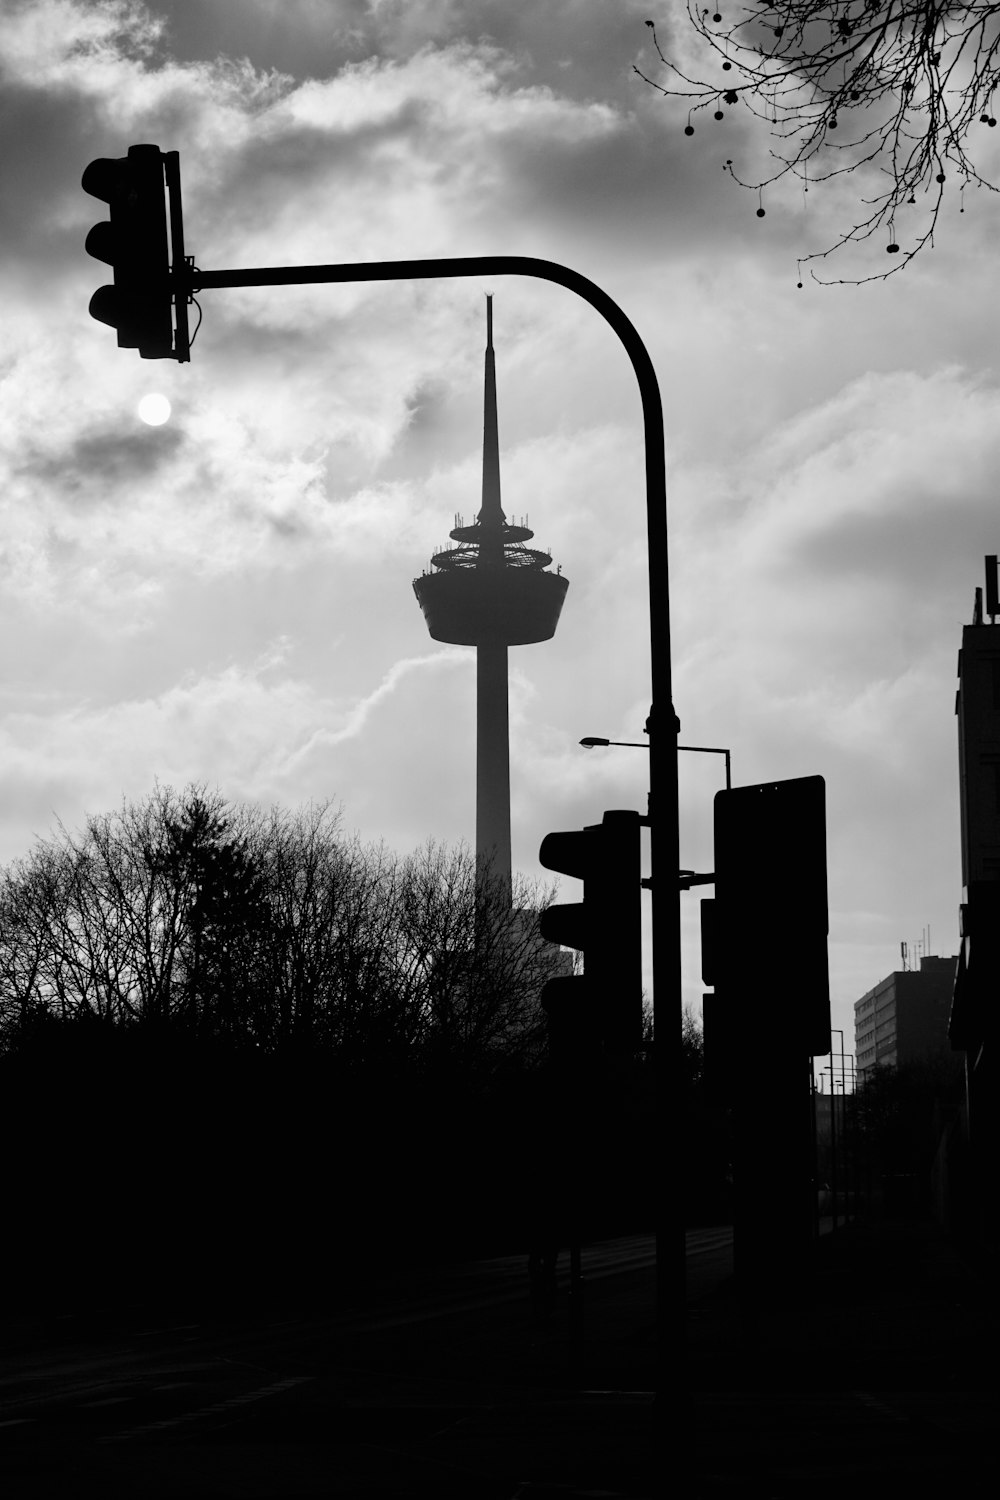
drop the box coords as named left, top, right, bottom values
left=479, top=294, right=504, bottom=543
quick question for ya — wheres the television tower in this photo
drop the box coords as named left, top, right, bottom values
left=413, top=298, right=569, bottom=898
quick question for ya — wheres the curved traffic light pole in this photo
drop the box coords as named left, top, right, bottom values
left=189, top=252, right=681, bottom=1398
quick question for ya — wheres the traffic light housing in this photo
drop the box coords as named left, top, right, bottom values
left=538, top=808, right=642, bottom=1056
left=709, top=775, right=830, bottom=1057
left=83, top=144, right=190, bottom=361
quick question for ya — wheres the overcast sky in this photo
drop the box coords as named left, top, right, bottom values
left=2, top=0, right=996, bottom=1058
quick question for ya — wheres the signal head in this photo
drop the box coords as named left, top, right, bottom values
left=81, top=156, right=128, bottom=207
left=82, top=143, right=189, bottom=362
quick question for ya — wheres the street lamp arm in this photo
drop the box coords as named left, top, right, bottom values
left=580, top=734, right=730, bottom=788
left=580, top=738, right=651, bottom=749
left=190, top=255, right=658, bottom=426
left=190, top=254, right=671, bottom=757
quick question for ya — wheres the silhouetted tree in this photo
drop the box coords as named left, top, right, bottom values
left=210, top=799, right=385, bottom=1056
left=396, top=842, right=557, bottom=1077
left=855, top=1054, right=964, bottom=1207
left=680, top=1003, right=732, bottom=1221
left=637, top=6, right=1000, bottom=280
left=0, top=840, right=67, bottom=1037
left=0, top=787, right=591, bottom=1303
left=682, top=1002, right=704, bottom=1091
left=0, top=786, right=274, bottom=1044
left=143, top=789, right=273, bottom=1037
left=0, top=787, right=558, bottom=1075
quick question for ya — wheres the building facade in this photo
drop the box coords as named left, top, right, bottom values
left=855, top=955, right=959, bottom=1078
left=949, top=555, right=1000, bottom=1246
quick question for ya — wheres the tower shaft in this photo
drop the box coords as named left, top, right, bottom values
left=476, top=640, right=512, bottom=897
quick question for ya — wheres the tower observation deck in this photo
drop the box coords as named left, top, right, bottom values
left=413, top=298, right=568, bottom=893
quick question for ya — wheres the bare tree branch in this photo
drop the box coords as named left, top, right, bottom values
left=636, top=5, right=1000, bottom=280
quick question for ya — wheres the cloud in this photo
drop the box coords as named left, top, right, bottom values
left=1, top=0, right=731, bottom=311
left=152, top=1, right=663, bottom=109
left=664, top=364, right=979, bottom=1014
left=281, top=646, right=467, bottom=770
left=0, top=643, right=473, bottom=854
left=21, top=422, right=185, bottom=494
left=673, top=366, right=1000, bottom=696
left=1, top=0, right=163, bottom=71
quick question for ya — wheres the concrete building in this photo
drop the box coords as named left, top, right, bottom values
left=951, top=553, right=1000, bottom=1042
left=948, top=555, right=1000, bottom=1245
left=854, top=955, right=959, bottom=1078
left=413, top=300, right=568, bottom=899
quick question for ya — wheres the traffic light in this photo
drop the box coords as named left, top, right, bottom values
left=538, top=809, right=642, bottom=1056
left=711, top=775, right=830, bottom=1057
left=82, top=143, right=190, bottom=361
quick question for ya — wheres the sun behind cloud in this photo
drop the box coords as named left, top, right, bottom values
left=138, top=393, right=171, bottom=426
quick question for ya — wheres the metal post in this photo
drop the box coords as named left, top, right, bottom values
left=829, top=1067, right=838, bottom=1232
left=832, top=1029, right=847, bottom=1226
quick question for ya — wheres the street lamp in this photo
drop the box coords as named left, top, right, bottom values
left=580, top=735, right=732, bottom=790
left=84, top=168, right=683, bottom=1426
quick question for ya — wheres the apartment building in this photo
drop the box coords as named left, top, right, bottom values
left=855, top=955, right=958, bottom=1078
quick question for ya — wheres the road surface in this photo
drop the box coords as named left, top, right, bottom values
left=0, top=1229, right=730, bottom=1497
